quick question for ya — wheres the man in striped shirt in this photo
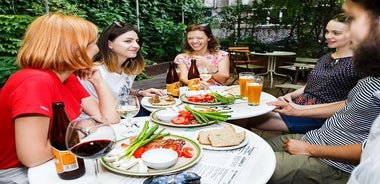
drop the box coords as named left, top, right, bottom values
left=265, top=1, right=380, bottom=183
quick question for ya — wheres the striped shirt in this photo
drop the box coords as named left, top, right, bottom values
left=302, top=76, right=380, bottom=173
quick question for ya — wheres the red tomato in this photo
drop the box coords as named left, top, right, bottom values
left=133, top=146, right=146, bottom=158
left=172, top=117, right=186, bottom=124
left=162, top=144, right=182, bottom=157
left=182, top=147, right=194, bottom=158
left=187, top=96, right=199, bottom=102
left=178, top=111, right=193, bottom=119
left=203, top=94, right=214, bottom=102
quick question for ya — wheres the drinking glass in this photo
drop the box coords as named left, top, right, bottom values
left=65, top=118, right=116, bottom=183
left=239, top=72, right=255, bottom=99
left=199, top=67, right=212, bottom=90
left=116, top=95, right=140, bottom=135
left=247, top=75, right=264, bottom=106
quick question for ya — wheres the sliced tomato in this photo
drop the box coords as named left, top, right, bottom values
left=162, top=144, right=182, bottom=157
left=203, top=94, right=214, bottom=102
left=182, top=147, right=194, bottom=158
left=187, top=96, right=199, bottom=102
left=133, top=146, right=146, bottom=158
left=178, top=111, right=193, bottom=119
left=171, top=117, right=186, bottom=124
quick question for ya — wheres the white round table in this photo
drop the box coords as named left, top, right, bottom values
left=28, top=117, right=276, bottom=184
left=251, top=51, right=296, bottom=87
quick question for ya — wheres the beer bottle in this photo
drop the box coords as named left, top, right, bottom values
left=50, top=102, right=85, bottom=180
left=166, top=62, right=180, bottom=97
left=187, top=59, right=201, bottom=91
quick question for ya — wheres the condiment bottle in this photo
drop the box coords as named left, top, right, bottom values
left=50, top=102, right=85, bottom=180
left=166, top=61, right=180, bottom=97
left=187, top=59, right=201, bottom=91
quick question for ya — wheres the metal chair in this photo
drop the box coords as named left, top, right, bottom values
left=228, top=47, right=266, bottom=85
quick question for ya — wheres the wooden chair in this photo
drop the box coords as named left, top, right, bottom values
left=228, top=46, right=266, bottom=85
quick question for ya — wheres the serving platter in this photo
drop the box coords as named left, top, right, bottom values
left=141, top=96, right=182, bottom=108
left=150, top=108, right=217, bottom=128
left=100, top=135, right=202, bottom=176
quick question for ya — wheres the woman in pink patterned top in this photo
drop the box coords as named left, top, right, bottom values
left=174, top=24, right=229, bottom=88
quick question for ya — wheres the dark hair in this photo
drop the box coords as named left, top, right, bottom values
left=352, top=0, right=380, bottom=17
left=183, top=24, right=220, bottom=54
left=96, top=22, right=145, bottom=75
left=332, top=13, right=350, bottom=23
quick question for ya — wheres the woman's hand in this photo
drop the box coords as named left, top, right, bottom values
left=200, top=80, right=210, bottom=90
left=193, top=55, right=209, bottom=67
left=283, top=139, right=312, bottom=156
left=278, top=94, right=292, bottom=103
left=75, top=67, right=103, bottom=85
left=267, top=100, right=301, bottom=116
left=140, top=88, right=166, bottom=97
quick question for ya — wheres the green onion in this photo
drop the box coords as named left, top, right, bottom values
left=123, top=121, right=170, bottom=159
left=184, top=105, right=232, bottom=124
left=209, top=92, right=235, bottom=104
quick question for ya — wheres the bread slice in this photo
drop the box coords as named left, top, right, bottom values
left=197, top=130, right=211, bottom=145
left=197, top=124, right=246, bottom=147
left=209, top=131, right=246, bottom=147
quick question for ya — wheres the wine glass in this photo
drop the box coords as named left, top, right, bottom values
left=65, top=118, right=116, bottom=183
left=116, top=95, right=140, bottom=135
left=199, top=67, right=212, bottom=90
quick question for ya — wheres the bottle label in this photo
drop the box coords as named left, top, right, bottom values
left=51, top=147, right=79, bottom=173
left=166, top=82, right=180, bottom=97
left=188, top=78, right=201, bottom=91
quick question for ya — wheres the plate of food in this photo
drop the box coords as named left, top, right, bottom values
left=179, top=92, right=235, bottom=106
left=141, top=95, right=181, bottom=108
left=150, top=105, right=232, bottom=128
left=196, top=123, right=248, bottom=151
left=100, top=134, right=202, bottom=176
left=150, top=107, right=218, bottom=128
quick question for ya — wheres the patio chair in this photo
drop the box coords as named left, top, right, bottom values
left=227, top=46, right=266, bottom=85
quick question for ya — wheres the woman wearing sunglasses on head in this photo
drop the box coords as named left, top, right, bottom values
left=79, top=22, right=165, bottom=117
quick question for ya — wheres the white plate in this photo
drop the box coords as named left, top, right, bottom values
left=141, top=96, right=182, bottom=108
left=195, top=125, right=249, bottom=151
left=100, top=135, right=202, bottom=176
left=150, top=108, right=217, bottom=128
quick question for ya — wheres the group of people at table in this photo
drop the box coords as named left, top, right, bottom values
left=0, top=0, right=379, bottom=183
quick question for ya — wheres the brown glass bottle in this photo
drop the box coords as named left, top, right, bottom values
left=166, top=62, right=180, bottom=97
left=50, top=102, right=86, bottom=180
left=187, top=59, right=201, bottom=91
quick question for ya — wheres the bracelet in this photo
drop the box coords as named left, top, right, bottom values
left=135, top=88, right=143, bottom=97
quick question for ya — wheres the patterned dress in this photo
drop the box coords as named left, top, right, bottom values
left=294, top=53, right=362, bottom=105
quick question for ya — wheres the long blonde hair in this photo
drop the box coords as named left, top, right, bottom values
left=17, top=13, right=98, bottom=71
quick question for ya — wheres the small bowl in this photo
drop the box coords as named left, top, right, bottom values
left=155, top=109, right=178, bottom=122
left=141, top=148, right=178, bottom=170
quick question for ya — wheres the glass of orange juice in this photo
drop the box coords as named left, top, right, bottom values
left=239, top=72, right=255, bottom=99
left=247, top=75, right=264, bottom=106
